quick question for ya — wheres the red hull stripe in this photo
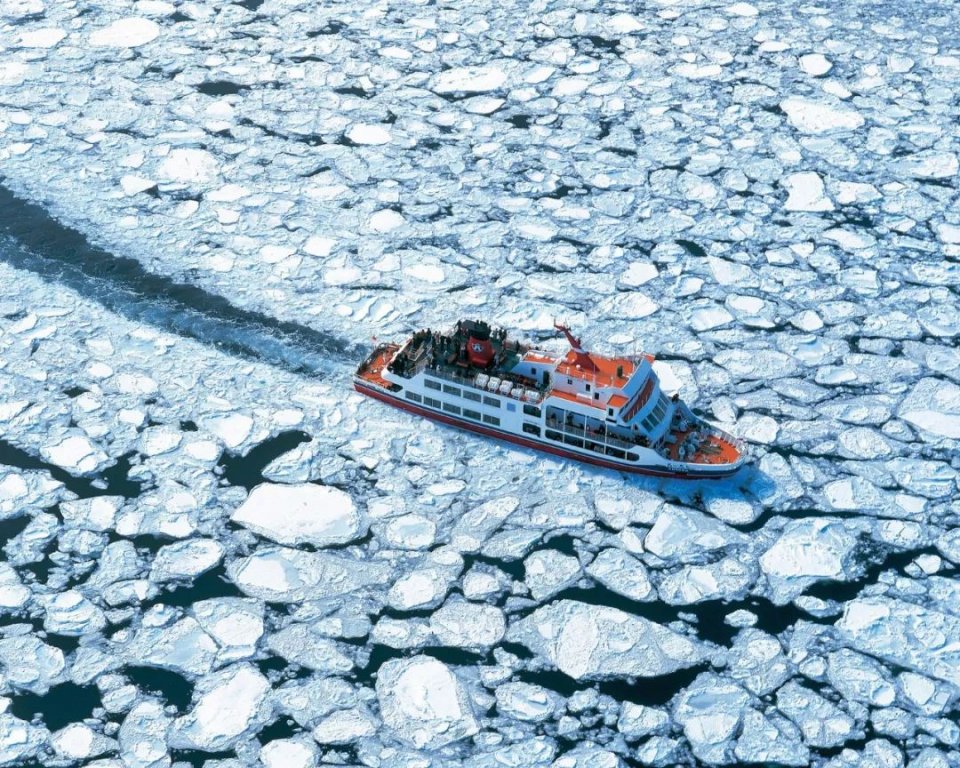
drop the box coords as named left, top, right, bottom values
left=354, top=383, right=737, bottom=480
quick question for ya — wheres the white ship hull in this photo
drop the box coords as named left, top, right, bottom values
left=354, top=360, right=746, bottom=479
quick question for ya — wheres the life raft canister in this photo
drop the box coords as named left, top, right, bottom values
left=467, top=335, right=494, bottom=367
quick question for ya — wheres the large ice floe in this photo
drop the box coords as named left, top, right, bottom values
left=509, top=600, right=705, bottom=680
left=0, top=0, right=959, bottom=764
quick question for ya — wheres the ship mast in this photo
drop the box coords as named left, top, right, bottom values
left=554, top=321, right=597, bottom=371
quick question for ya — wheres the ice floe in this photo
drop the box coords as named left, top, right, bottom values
left=776, top=681, right=859, bottom=748
left=193, top=598, right=264, bottom=663
left=586, top=548, right=655, bottom=601
left=837, top=597, right=960, bottom=687
left=260, top=738, right=318, bottom=768
left=0, top=712, right=49, bottom=765
left=431, top=65, right=509, bottom=94
left=88, top=17, right=159, bottom=48
left=376, top=655, right=478, bottom=749
left=229, top=546, right=390, bottom=603
left=783, top=172, right=834, bottom=212
left=759, top=518, right=862, bottom=604
left=429, top=599, right=506, bottom=650
left=150, top=538, right=224, bottom=581
left=780, top=97, right=865, bottom=134
left=231, top=483, right=366, bottom=547
left=524, top=549, right=581, bottom=601
left=508, top=600, right=704, bottom=680
left=40, top=433, right=109, bottom=475
left=674, top=673, right=750, bottom=763
left=171, top=664, right=271, bottom=751
left=0, top=634, right=65, bottom=694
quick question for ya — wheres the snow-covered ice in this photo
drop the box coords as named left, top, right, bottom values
left=88, top=17, right=159, bottom=48
left=780, top=97, right=865, bottom=134
left=776, top=681, right=859, bottom=748
left=229, top=546, right=390, bottom=603
left=509, top=600, right=704, bottom=680
left=759, top=518, right=861, bottom=604
left=149, top=538, right=224, bottom=581
left=171, top=664, right=272, bottom=751
left=0, top=0, right=958, bottom=762
left=586, top=548, right=655, bottom=601
left=231, top=482, right=366, bottom=547
left=376, top=655, right=478, bottom=749
left=673, top=673, right=750, bottom=764
left=40, top=434, right=109, bottom=475
left=524, top=548, right=581, bottom=601
left=837, top=597, right=960, bottom=687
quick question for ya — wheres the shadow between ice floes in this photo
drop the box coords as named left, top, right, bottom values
left=217, top=430, right=312, bottom=490
left=0, top=183, right=360, bottom=377
left=8, top=682, right=101, bottom=731
left=0, top=439, right=143, bottom=498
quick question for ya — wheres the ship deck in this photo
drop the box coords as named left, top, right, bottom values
left=666, top=426, right=742, bottom=465
left=356, top=343, right=399, bottom=390
left=550, top=389, right=605, bottom=410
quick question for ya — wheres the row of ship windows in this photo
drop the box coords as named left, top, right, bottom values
left=405, top=391, right=501, bottom=426
left=405, top=391, right=640, bottom=463
left=424, top=378, right=543, bottom=418
left=544, top=429, right=639, bottom=462
left=640, top=394, right=670, bottom=431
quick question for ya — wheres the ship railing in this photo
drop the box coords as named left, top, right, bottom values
left=544, top=416, right=644, bottom=452
left=682, top=425, right=747, bottom=464
left=702, top=425, right=745, bottom=452
left=419, top=362, right=546, bottom=403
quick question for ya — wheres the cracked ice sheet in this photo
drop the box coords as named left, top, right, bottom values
left=0, top=0, right=955, bottom=358
left=2, top=198, right=959, bottom=767
left=0, top=0, right=960, bottom=765
left=837, top=597, right=960, bottom=688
